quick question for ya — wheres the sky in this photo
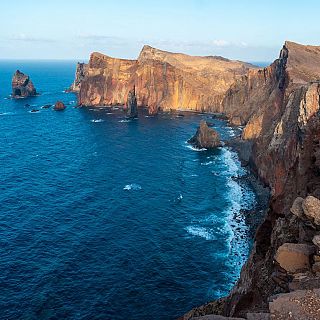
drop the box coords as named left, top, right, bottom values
left=0, top=0, right=319, bottom=62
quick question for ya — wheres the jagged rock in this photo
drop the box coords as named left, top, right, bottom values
left=289, top=272, right=320, bottom=291
left=269, top=289, right=320, bottom=319
left=188, top=120, right=221, bottom=149
left=312, top=262, right=320, bottom=273
left=302, top=196, right=320, bottom=225
left=53, top=101, right=66, bottom=111
left=312, top=235, right=320, bottom=249
left=69, top=62, right=87, bottom=92
left=274, top=243, right=315, bottom=273
left=77, top=46, right=256, bottom=113
left=126, top=86, right=138, bottom=118
left=290, top=197, right=305, bottom=218
left=12, top=70, right=37, bottom=98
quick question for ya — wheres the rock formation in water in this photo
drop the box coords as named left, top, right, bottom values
left=69, top=62, right=88, bottom=92
left=126, top=86, right=138, bottom=118
left=53, top=101, right=66, bottom=111
left=75, top=45, right=256, bottom=113
left=183, top=41, right=320, bottom=319
left=188, top=120, right=221, bottom=149
left=12, top=70, right=37, bottom=98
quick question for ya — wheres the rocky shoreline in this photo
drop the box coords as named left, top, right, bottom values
left=71, top=40, right=320, bottom=319
left=181, top=42, right=320, bottom=320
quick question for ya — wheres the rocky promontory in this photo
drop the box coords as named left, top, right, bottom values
left=74, top=45, right=256, bottom=114
left=183, top=41, right=320, bottom=319
left=188, top=120, right=221, bottom=149
left=12, top=70, right=37, bottom=98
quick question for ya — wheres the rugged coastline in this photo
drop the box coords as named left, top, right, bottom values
left=182, top=42, right=320, bottom=319
left=71, top=41, right=320, bottom=319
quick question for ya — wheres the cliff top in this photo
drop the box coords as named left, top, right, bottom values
left=138, top=44, right=256, bottom=74
left=284, top=41, right=320, bottom=84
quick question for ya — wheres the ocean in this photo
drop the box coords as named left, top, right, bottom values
left=0, top=61, right=256, bottom=319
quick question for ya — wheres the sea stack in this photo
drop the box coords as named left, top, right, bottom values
left=69, top=62, right=88, bottom=92
left=188, top=120, right=221, bottom=149
left=12, top=70, right=37, bottom=98
left=53, top=101, right=66, bottom=111
left=126, top=86, right=138, bottom=118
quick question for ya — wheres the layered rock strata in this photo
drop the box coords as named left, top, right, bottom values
left=76, top=46, right=256, bottom=113
left=12, top=70, right=37, bottom=98
left=184, top=41, right=320, bottom=319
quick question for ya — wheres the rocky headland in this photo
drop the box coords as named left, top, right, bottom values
left=12, top=70, right=37, bottom=98
left=75, top=45, right=256, bottom=114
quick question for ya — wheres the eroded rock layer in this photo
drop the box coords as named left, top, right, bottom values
left=77, top=46, right=256, bottom=113
left=184, top=41, right=320, bottom=319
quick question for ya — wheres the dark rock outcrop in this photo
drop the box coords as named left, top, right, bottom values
left=76, top=46, right=257, bottom=114
left=126, top=86, right=138, bottom=118
left=12, top=70, right=37, bottom=98
left=53, top=101, right=66, bottom=111
left=188, top=120, right=221, bottom=149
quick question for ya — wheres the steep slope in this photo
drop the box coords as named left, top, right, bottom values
left=184, top=41, right=320, bottom=319
left=77, top=46, right=256, bottom=113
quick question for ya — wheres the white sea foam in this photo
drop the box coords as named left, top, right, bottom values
left=185, top=226, right=216, bottom=241
left=185, top=144, right=207, bottom=152
left=123, top=183, right=142, bottom=191
left=90, top=119, right=104, bottom=123
left=119, top=119, right=131, bottom=123
left=200, top=161, right=214, bottom=166
left=0, top=112, right=13, bottom=116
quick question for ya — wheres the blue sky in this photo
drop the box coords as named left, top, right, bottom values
left=0, top=0, right=319, bottom=62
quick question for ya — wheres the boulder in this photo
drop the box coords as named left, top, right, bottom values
left=126, top=86, right=138, bottom=119
left=274, top=243, right=315, bottom=273
left=188, top=120, right=221, bottom=149
left=269, top=289, right=320, bottom=319
left=53, top=101, right=66, bottom=111
left=12, top=70, right=37, bottom=98
left=302, top=196, right=320, bottom=225
left=290, top=197, right=305, bottom=218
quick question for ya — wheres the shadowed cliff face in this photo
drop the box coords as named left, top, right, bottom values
left=77, top=46, right=256, bottom=113
left=184, top=41, right=320, bottom=319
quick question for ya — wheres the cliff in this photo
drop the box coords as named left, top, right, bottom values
left=77, top=46, right=256, bottom=113
left=184, top=41, right=320, bottom=319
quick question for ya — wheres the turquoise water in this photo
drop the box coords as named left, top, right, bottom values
left=0, top=61, right=256, bottom=319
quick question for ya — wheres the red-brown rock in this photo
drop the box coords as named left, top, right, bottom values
left=53, top=101, right=66, bottom=111
left=77, top=46, right=256, bottom=113
left=12, top=70, right=37, bottom=98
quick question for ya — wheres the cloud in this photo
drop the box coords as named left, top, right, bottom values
left=8, top=33, right=56, bottom=43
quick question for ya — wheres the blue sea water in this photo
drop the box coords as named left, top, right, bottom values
left=0, top=61, right=256, bottom=320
